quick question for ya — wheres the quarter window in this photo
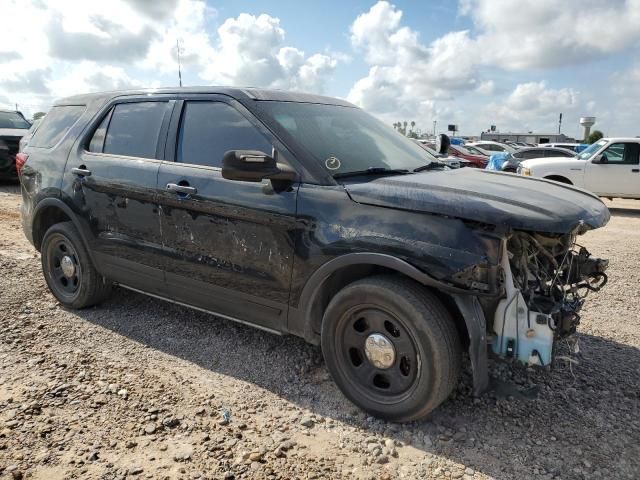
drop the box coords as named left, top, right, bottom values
left=29, top=105, right=85, bottom=148
left=101, top=102, right=170, bottom=159
left=176, top=102, right=272, bottom=168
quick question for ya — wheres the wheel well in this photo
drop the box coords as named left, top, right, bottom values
left=307, top=265, right=469, bottom=348
left=33, top=206, right=71, bottom=251
left=544, top=175, right=573, bottom=185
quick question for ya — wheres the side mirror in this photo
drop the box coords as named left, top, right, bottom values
left=435, top=134, right=451, bottom=155
left=222, top=150, right=296, bottom=183
left=591, top=153, right=605, bottom=164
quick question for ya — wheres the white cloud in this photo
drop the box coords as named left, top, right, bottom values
left=462, top=0, right=640, bottom=70
left=47, top=62, right=144, bottom=98
left=487, top=81, right=579, bottom=130
left=346, top=1, right=640, bottom=136
left=199, top=13, right=339, bottom=93
left=0, top=0, right=340, bottom=118
left=347, top=1, right=481, bottom=126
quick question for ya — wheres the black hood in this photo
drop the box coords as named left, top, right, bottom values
left=343, top=168, right=610, bottom=233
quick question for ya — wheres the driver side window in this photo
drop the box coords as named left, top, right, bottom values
left=602, top=143, right=640, bottom=165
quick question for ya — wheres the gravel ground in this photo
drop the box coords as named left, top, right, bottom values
left=0, top=182, right=638, bottom=480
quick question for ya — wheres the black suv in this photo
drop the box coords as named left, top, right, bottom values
left=20, top=88, right=610, bottom=421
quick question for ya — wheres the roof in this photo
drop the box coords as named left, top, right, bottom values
left=55, top=86, right=356, bottom=108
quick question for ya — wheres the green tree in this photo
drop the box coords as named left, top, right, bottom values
left=588, top=130, right=603, bottom=143
left=32, top=111, right=46, bottom=120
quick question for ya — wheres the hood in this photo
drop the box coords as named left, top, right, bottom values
left=0, top=128, right=29, bottom=138
left=343, top=168, right=610, bottom=234
left=520, top=156, right=583, bottom=168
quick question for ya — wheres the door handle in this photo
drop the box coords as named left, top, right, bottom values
left=632, top=169, right=639, bottom=173
left=166, top=183, right=197, bottom=195
left=71, top=167, right=92, bottom=176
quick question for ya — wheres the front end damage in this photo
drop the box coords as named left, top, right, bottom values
left=491, top=228, right=608, bottom=366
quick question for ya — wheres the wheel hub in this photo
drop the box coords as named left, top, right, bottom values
left=60, top=255, right=76, bottom=278
left=364, top=333, right=396, bottom=369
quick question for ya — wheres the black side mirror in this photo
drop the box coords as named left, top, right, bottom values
left=591, top=153, right=605, bottom=164
left=435, top=134, right=451, bottom=155
left=222, top=150, right=296, bottom=183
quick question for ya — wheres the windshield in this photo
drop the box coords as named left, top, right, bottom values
left=0, top=111, right=31, bottom=129
left=465, top=145, right=484, bottom=155
left=258, top=102, right=436, bottom=175
left=577, top=140, right=607, bottom=160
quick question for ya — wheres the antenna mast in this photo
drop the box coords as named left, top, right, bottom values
left=177, top=39, right=183, bottom=87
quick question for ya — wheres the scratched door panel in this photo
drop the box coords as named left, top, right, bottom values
left=156, top=162, right=298, bottom=330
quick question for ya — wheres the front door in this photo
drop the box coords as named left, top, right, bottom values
left=156, top=98, right=298, bottom=331
left=65, top=99, right=173, bottom=295
left=584, top=142, right=640, bottom=196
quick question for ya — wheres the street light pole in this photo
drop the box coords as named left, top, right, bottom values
left=433, top=120, right=437, bottom=136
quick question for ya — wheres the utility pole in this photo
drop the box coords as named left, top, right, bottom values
left=433, top=120, right=437, bottom=136
left=15, top=103, right=18, bottom=111
left=177, top=39, right=183, bottom=87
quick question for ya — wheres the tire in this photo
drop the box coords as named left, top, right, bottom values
left=321, top=275, right=461, bottom=422
left=41, top=221, right=112, bottom=308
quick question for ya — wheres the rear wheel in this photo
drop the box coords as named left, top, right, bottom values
left=41, top=222, right=112, bottom=308
left=321, top=275, right=461, bottom=422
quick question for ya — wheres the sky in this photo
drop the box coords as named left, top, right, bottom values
left=1, top=0, right=639, bottom=138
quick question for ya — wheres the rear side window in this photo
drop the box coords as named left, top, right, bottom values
left=177, top=102, right=272, bottom=168
left=0, top=111, right=31, bottom=129
left=29, top=105, right=85, bottom=148
left=101, top=102, right=170, bottom=159
left=546, top=149, right=573, bottom=157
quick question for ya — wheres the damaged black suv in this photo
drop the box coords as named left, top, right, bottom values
left=20, top=88, right=610, bottom=421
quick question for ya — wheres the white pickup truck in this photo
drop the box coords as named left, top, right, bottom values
left=518, top=137, right=640, bottom=199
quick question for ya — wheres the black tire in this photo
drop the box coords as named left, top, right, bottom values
left=41, top=221, right=112, bottom=308
left=321, top=275, right=461, bottom=422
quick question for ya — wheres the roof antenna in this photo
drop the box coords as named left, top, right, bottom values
left=176, top=39, right=183, bottom=87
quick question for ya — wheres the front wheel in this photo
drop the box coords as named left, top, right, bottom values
left=41, top=221, right=112, bottom=309
left=321, top=275, right=461, bottom=422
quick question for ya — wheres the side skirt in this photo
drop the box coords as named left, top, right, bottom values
left=116, top=283, right=284, bottom=336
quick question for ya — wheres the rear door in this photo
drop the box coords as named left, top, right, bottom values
left=65, top=98, right=173, bottom=294
left=584, top=142, right=640, bottom=196
left=156, top=96, right=298, bottom=331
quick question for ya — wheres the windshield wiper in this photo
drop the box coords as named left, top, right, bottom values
left=333, top=167, right=411, bottom=179
left=413, top=161, right=448, bottom=172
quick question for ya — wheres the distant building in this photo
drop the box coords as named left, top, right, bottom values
left=480, top=132, right=576, bottom=144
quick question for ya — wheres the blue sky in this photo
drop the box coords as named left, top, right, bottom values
left=1, top=0, right=639, bottom=137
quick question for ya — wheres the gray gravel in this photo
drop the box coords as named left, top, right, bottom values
left=0, top=184, right=639, bottom=479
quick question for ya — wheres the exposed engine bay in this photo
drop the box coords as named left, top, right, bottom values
left=491, top=229, right=608, bottom=366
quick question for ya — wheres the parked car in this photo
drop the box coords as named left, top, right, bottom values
left=448, top=144, right=488, bottom=168
left=19, top=117, right=43, bottom=152
left=415, top=140, right=469, bottom=168
left=539, top=142, right=587, bottom=153
left=0, top=109, right=31, bottom=180
left=519, top=138, right=640, bottom=199
left=20, top=88, right=609, bottom=422
left=501, top=146, right=577, bottom=172
left=463, top=144, right=491, bottom=156
left=467, top=141, right=517, bottom=154
left=424, top=143, right=488, bottom=168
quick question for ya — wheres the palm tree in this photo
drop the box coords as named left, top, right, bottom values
left=410, top=121, right=416, bottom=131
